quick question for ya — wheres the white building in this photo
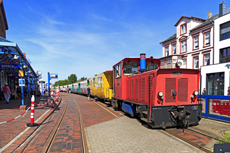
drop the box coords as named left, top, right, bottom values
left=160, top=2, right=230, bottom=95
left=201, top=2, right=230, bottom=95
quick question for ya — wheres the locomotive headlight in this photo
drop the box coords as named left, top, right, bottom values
left=190, top=95, right=194, bottom=98
left=158, top=91, right=163, bottom=97
left=176, top=62, right=182, bottom=68
left=193, top=91, right=198, bottom=96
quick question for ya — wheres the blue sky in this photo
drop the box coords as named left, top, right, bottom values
left=3, top=0, right=226, bottom=84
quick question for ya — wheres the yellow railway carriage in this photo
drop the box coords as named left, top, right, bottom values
left=89, top=70, right=113, bottom=101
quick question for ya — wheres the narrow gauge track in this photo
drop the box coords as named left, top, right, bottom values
left=165, top=127, right=228, bottom=153
left=43, top=94, right=88, bottom=153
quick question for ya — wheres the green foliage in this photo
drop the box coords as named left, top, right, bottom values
left=68, top=74, right=77, bottom=83
left=53, top=79, right=71, bottom=86
left=95, top=74, right=97, bottom=76
left=218, top=131, right=230, bottom=144
left=78, top=77, right=87, bottom=82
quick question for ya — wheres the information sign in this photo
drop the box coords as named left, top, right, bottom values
left=19, top=79, right=25, bottom=86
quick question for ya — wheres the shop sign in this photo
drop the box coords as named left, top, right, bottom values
left=0, top=64, right=20, bottom=69
left=19, top=79, right=25, bottom=86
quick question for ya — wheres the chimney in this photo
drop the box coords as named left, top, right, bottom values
left=207, top=12, right=212, bottom=19
left=219, top=1, right=226, bottom=17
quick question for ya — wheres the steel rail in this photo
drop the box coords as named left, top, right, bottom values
left=43, top=95, right=68, bottom=153
left=165, top=129, right=213, bottom=153
left=70, top=95, right=89, bottom=153
left=187, top=127, right=227, bottom=144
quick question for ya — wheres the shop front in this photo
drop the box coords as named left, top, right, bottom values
left=201, top=63, right=230, bottom=95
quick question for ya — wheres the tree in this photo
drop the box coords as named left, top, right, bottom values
left=94, top=74, right=97, bottom=76
left=68, top=74, right=77, bottom=83
left=78, top=77, right=87, bottom=81
left=53, top=79, right=71, bottom=86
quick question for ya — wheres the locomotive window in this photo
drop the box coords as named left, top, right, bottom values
left=172, top=71, right=182, bottom=75
left=116, top=63, right=121, bottom=78
left=123, top=62, right=138, bottom=75
left=146, top=62, right=158, bottom=71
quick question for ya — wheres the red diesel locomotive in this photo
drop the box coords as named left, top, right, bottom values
left=111, top=53, right=202, bottom=128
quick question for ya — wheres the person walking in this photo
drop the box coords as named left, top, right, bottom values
left=87, top=86, right=91, bottom=101
left=227, top=87, right=230, bottom=95
left=3, top=84, right=11, bottom=104
left=202, top=88, right=207, bottom=95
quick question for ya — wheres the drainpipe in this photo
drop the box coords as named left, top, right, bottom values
left=212, top=21, right=214, bottom=65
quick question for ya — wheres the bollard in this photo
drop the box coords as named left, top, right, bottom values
left=27, top=95, right=38, bottom=127
left=50, top=97, right=54, bottom=108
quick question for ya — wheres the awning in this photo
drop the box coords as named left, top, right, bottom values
left=0, top=36, right=37, bottom=77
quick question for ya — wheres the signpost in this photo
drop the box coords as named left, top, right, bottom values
left=48, top=72, right=58, bottom=96
left=19, top=79, right=25, bottom=86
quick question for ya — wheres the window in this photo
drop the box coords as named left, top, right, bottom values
left=93, top=78, right=95, bottom=87
left=204, top=54, right=210, bottom=65
left=181, top=23, right=187, bottom=34
left=123, top=62, right=138, bottom=75
left=146, top=62, right=158, bottom=71
left=98, top=77, right=102, bottom=88
left=220, top=47, right=230, bottom=63
left=172, top=44, right=176, bottom=54
left=207, top=72, right=224, bottom=95
left=182, top=59, right=186, bottom=68
left=165, top=46, right=169, bottom=56
left=194, top=36, right=199, bottom=49
left=204, top=32, right=210, bottom=46
left=193, top=56, right=199, bottom=69
left=116, top=63, right=121, bottom=78
left=181, top=40, right=187, bottom=53
left=220, top=21, right=230, bottom=41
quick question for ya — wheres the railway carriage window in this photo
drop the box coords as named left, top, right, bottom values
left=93, top=78, right=95, bottom=87
left=146, top=62, right=158, bottom=71
left=98, top=77, right=100, bottom=88
left=100, top=77, right=102, bottom=87
left=123, top=62, right=138, bottom=75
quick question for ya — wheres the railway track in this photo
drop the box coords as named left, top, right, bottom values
left=164, top=127, right=228, bottom=153
left=43, top=94, right=88, bottom=153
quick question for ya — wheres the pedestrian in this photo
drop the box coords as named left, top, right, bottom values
left=3, top=84, right=11, bottom=104
left=202, top=88, right=207, bottom=95
left=227, top=87, right=230, bottom=95
left=87, top=86, right=91, bottom=101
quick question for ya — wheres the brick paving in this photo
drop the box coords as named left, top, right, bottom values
left=11, top=96, right=66, bottom=153
left=0, top=94, right=51, bottom=150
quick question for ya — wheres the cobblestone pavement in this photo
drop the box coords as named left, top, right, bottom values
left=86, top=116, right=205, bottom=153
left=0, top=95, right=51, bottom=150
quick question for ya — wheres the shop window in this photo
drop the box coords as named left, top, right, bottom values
left=207, top=72, right=224, bottom=95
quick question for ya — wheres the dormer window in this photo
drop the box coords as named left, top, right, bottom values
left=165, top=46, right=169, bottom=56
left=181, top=23, right=187, bottom=35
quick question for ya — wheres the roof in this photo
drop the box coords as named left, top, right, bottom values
left=0, top=36, right=37, bottom=77
left=174, top=16, right=205, bottom=26
left=0, top=1, right=8, bottom=30
left=190, top=14, right=218, bottom=32
left=160, top=33, right=176, bottom=44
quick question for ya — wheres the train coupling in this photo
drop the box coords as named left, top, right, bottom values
left=169, top=105, right=191, bottom=128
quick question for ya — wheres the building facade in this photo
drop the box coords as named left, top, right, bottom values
left=160, top=2, right=230, bottom=95
left=201, top=2, right=230, bottom=95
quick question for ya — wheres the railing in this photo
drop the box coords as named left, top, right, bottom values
left=198, top=95, right=230, bottom=122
